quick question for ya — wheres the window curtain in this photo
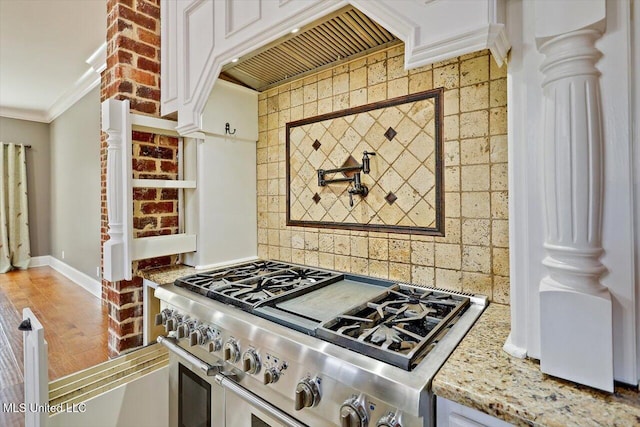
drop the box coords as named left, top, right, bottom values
left=0, top=143, right=31, bottom=273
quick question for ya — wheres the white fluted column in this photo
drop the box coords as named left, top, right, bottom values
left=537, top=22, right=613, bottom=391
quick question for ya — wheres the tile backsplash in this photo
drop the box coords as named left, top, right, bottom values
left=257, top=46, right=509, bottom=303
left=287, top=89, right=442, bottom=233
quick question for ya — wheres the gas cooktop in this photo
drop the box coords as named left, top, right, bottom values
left=174, top=260, right=471, bottom=371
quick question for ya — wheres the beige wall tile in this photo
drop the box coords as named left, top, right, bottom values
left=435, top=243, right=461, bottom=269
left=493, top=275, right=510, bottom=304
left=318, top=252, right=335, bottom=270
left=257, top=47, right=509, bottom=304
left=351, top=236, right=369, bottom=258
left=389, top=262, right=411, bottom=282
left=411, top=240, right=434, bottom=266
left=460, top=55, right=489, bottom=86
left=411, top=265, right=434, bottom=286
left=462, top=245, right=491, bottom=274
left=492, top=220, right=509, bottom=248
left=443, top=89, right=460, bottom=116
left=350, top=67, right=367, bottom=90
left=369, top=237, right=389, bottom=260
left=460, top=82, right=489, bottom=112
left=493, top=247, right=509, bottom=276
left=490, top=106, right=508, bottom=135
left=335, top=254, right=350, bottom=272
left=462, top=219, right=490, bottom=246
left=351, top=257, right=369, bottom=275
left=334, top=234, right=351, bottom=255
left=433, top=63, right=459, bottom=89
left=461, top=164, right=490, bottom=191
left=389, top=239, right=410, bottom=263
left=491, top=191, right=509, bottom=219
left=461, top=192, right=491, bottom=218
left=490, top=78, right=507, bottom=108
left=491, top=163, right=508, bottom=191
left=462, top=272, right=492, bottom=298
left=408, top=70, right=433, bottom=93
left=460, top=137, right=489, bottom=165
left=490, top=135, right=508, bottom=163
left=279, top=247, right=292, bottom=262
left=435, top=268, right=462, bottom=291
left=460, top=110, right=489, bottom=138
left=369, top=260, right=389, bottom=279
left=368, top=61, right=387, bottom=86
left=490, top=56, right=507, bottom=80
left=388, top=77, right=409, bottom=98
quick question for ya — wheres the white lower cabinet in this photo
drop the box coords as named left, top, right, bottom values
left=436, top=397, right=512, bottom=427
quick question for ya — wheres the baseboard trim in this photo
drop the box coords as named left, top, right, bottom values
left=29, top=256, right=101, bottom=300
left=29, top=255, right=51, bottom=268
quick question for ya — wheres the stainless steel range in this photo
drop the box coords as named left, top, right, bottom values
left=155, top=260, right=487, bottom=427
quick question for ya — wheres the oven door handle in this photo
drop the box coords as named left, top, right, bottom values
left=215, top=373, right=307, bottom=427
left=157, top=336, right=222, bottom=376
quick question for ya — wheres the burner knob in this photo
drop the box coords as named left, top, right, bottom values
left=294, top=377, right=320, bottom=410
left=263, top=367, right=279, bottom=385
left=189, top=325, right=210, bottom=347
left=241, top=349, right=261, bottom=374
left=165, top=318, right=176, bottom=332
left=154, top=308, right=173, bottom=326
left=376, top=411, right=402, bottom=427
left=340, top=395, right=368, bottom=427
left=177, top=318, right=198, bottom=339
left=209, top=338, right=222, bottom=353
left=223, top=339, right=240, bottom=363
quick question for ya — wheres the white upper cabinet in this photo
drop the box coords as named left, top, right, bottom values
left=160, top=0, right=509, bottom=133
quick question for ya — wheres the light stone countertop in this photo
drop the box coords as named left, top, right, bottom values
left=139, top=264, right=198, bottom=286
left=432, top=304, right=640, bottom=427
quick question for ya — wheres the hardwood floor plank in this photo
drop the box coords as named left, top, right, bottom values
left=0, top=267, right=109, bottom=427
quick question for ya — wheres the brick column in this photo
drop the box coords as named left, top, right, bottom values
left=100, top=0, right=177, bottom=356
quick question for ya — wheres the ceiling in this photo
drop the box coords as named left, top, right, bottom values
left=0, top=0, right=106, bottom=123
left=221, top=6, right=400, bottom=92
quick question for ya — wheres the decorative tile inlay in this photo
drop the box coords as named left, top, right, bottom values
left=384, top=127, right=397, bottom=141
left=286, top=89, right=443, bottom=234
left=385, top=192, right=398, bottom=205
left=341, top=155, right=360, bottom=178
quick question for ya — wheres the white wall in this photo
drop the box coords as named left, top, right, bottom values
left=0, top=116, right=51, bottom=256
left=49, top=87, right=101, bottom=279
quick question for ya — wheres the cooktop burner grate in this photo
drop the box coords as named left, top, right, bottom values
left=316, top=285, right=470, bottom=370
left=175, top=263, right=343, bottom=310
left=173, top=261, right=473, bottom=371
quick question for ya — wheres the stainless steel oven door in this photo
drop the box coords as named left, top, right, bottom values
left=161, top=336, right=306, bottom=427
left=168, top=351, right=225, bottom=427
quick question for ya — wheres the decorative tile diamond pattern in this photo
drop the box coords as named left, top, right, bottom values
left=385, top=192, right=398, bottom=205
left=288, top=94, right=439, bottom=230
left=384, top=127, right=397, bottom=141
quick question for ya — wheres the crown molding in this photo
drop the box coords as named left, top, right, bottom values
left=0, top=107, right=49, bottom=123
left=0, top=43, right=106, bottom=124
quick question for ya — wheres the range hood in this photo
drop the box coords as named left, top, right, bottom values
left=221, top=6, right=400, bottom=92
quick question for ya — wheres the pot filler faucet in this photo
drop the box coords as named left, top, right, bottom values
left=317, top=151, right=376, bottom=207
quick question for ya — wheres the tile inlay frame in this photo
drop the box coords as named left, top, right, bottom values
left=285, top=88, right=445, bottom=236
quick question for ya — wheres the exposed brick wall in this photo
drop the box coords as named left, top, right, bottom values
left=100, top=0, right=177, bottom=356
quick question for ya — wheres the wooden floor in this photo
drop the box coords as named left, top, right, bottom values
left=0, top=267, right=109, bottom=427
